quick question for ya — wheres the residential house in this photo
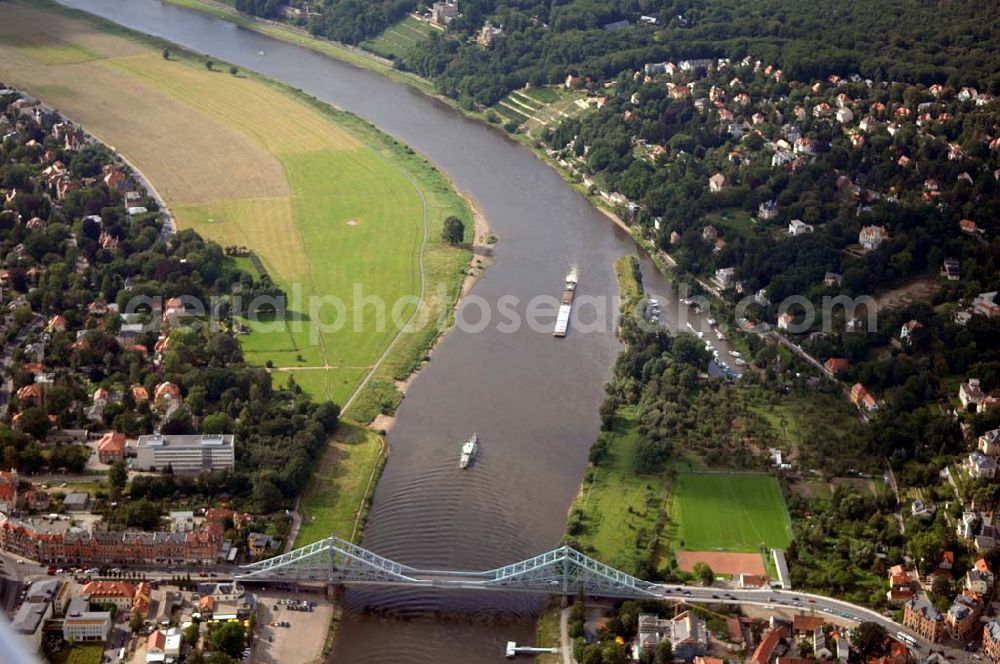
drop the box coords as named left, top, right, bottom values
left=777, top=313, right=794, bottom=331
left=887, top=564, right=914, bottom=603
left=900, top=319, right=923, bottom=344
left=147, top=629, right=167, bottom=664
left=833, top=633, right=850, bottom=663
left=850, top=383, right=878, bottom=411
left=91, top=387, right=110, bottom=418
left=859, top=225, right=889, bottom=250
left=903, top=598, right=945, bottom=643
left=750, top=626, right=788, bottom=664
left=967, top=559, right=995, bottom=594
left=708, top=173, right=727, bottom=192
left=940, top=551, right=955, bottom=572
left=979, top=429, right=1000, bottom=456
left=636, top=611, right=708, bottom=660
left=960, top=219, right=979, bottom=234
left=824, top=358, right=849, bottom=375
left=960, top=379, right=987, bottom=412
left=968, top=452, right=997, bottom=479
left=47, top=315, right=67, bottom=333
left=0, top=469, right=18, bottom=511
left=984, top=622, right=1000, bottom=664
left=824, top=272, right=844, bottom=287
left=814, top=630, right=832, bottom=659
left=758, top=200, right=779, bottom=220
left=97, top=431, right=126, bottom=463
left=836, top=108, right=854, bottom=123
left=793, top=137, right=817, bottom=155
left=131, top=385, right=149, bottom=403
left=154, top=382, right=182, bottom=410
left=911, top=499, right=935, bottom=519
left=430, top=1, right=458, bottom=26
left=941, top=258, right=961, bottom=281
left=973, top=292, right=999, bottom=318
left=792, top=616, right=825, bottom=636
left=958, top=512, right=981, bottom=540
left=714, top=267, right=736, bottom=290
left=788, top=219, right=814, bottom=236
left=248, top=532, right=278, bottom=557
left=946, top=591, right=984, bottom=640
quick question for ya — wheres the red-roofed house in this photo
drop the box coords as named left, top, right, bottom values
left=16, top=384, right=43, bottom=406
left=97, top=432, right=126, bottom=463
left=960, top=219, right=978, bottom=234
left=888, top=564, right=914, bottom=603
left=751, top=626, right=788, bottom=664
left=81, top=581, right=136, bottom=611
left=824, top=358, right=849, bottom=375
left=851, top=384, right=878, bottom=412
left=0, top=469, right=18, bottom=506
left=154, top=382, right=181, bottom=407
left=131, top=385, right=149, bottom=403
left=47, top=315, right=67, bottom=333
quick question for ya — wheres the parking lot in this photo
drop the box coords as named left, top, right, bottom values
left=252, top=589, right=334, bottom=664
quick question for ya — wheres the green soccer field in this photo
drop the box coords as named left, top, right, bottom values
left=672, top=473, right=793, bottom=552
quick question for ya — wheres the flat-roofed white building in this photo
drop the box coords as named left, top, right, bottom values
left=134, top=434, right=235, bottom=473
left=63, top=596, right=112, bottom=642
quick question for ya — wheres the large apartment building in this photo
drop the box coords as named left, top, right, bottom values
left=133, top=433, right=235, bottom=473
left=0, top=515, right=219, bottom=566
left=904, top=597, right=946, bottom=643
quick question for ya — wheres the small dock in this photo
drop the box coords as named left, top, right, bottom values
left=505, top=641, right=558, bottom=658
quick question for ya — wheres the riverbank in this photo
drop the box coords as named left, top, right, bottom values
left=156, top=0, right=687, bottom=282
left=14, top=0, right=475, bottom=552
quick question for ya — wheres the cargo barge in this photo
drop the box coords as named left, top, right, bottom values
left=553, top=267, right=578, bottom=337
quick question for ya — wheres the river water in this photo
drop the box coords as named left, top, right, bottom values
left=53, top=2, right=731, bottom=660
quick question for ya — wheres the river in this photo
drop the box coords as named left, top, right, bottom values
left=54, top=1, right=731, bottom=660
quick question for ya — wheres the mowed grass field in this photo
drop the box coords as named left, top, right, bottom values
left=0, top=3, right=471, bottom=410
left=571, top=409, right=671, bottom=571
left=672, top=473, right=793, bottom=552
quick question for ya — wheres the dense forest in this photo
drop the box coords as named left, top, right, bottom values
left=345, top=0, right=1000, bottom=106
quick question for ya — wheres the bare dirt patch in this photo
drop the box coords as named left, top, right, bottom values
left=875, top=276, right=939, bottom=308
left=676, top=550, right=766, bottom=576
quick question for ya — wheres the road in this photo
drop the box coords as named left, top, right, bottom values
left=0, top=314, right=44, bottom=418
left=0, top=547, right=974, bottom=663
left=649, top=584, right=971, bottom=662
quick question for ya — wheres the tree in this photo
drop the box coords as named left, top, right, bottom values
left=229, top=65, right=238, bottom=76
left=251, top=475, right=283, bottom=513
left=852, top=622, right=889, bottom=659
left=693, top=561, right=714, bottom=586
left=442, top=216, right=465, bottom=245
left=129, top=611, right=144, bottom=632
left=183, top=622, right=201, bottom=647
left=654, top=639, right=673, bottom=664
left=108, top=459, right=128, bottom=496
left=18, top=407, right=51, bottom=441
left=205, top=59, right=214, bottom=71
left=930, top=574, right=953, bottom=610
left=162, top=48, right=170, bottom=60
left=211, top=621, right=245, bottom=659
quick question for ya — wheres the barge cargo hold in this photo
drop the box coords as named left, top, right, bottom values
left=553, top=267, right=578, bottom=337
